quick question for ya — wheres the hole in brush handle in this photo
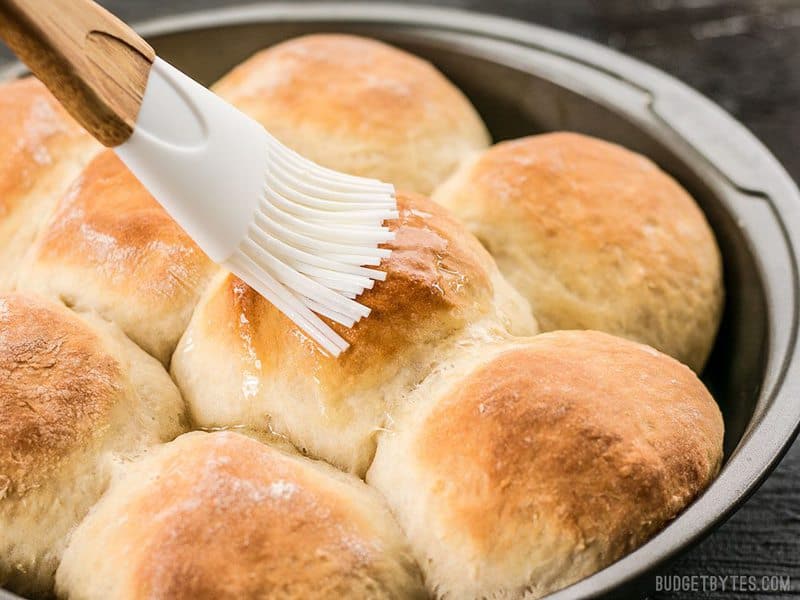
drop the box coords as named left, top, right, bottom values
left=129, top=57, right=208, bottom=150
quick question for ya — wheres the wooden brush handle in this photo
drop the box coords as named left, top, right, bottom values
left=0, top=0, right=155, bottom=146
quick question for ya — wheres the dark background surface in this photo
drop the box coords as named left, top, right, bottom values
left=3, top=1, right=798, bottom=598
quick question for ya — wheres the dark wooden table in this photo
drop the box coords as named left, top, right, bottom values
left=4, top=1, right=798, bottom=598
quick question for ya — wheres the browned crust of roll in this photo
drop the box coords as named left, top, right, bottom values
left=418, top=330, right=723, bottom=562
left=0, top=77, right=93, bottom=216
left=29, top=150, right=212, bottom=303
left=434, top=132, right=724, bottom=371
left=199, top=192, right=494, bottom=394
left=0, top=293, right=120, bottom=496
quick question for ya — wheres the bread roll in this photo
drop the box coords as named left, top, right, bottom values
left=17, top=151, right=218, bottom=365
left=368, top=330, right=724, bottom=599
left=56, top=430, right=425, bottom=600
left=433, top=132, right=724, bottom=371
left=213, top=34, right=490, bottom=195
left=0, top=77, right=100, bottom=289
left=172, top=192, right=536, bottom=475
left=0, top=293, right=186, bottom=596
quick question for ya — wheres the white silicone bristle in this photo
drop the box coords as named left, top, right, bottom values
left=225, top=135, right=397, bottom=357
left=116, top=59, right=394, bottom=357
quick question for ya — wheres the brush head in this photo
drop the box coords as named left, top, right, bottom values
left=115, top=58, right=396, bottom=356
left=227, top=141, right=398, bottom=356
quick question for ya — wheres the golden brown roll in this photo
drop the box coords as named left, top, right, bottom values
left=433, top=132, right=724, bottom=371
left=172, top=192, right=536, bottom=475
left=56, top=430, right=425, bottom=600
left=17, top=150, right=218, bottom=365
left=0, top=77, right=100, bottom=289
left=213, top=34, right=490, bottom=195
left=0, top=293, right=186, bottom=597
left=367, top=330, right=724, bottom=599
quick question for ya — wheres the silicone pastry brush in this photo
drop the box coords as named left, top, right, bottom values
left=0, top=0, right=396, bottom=356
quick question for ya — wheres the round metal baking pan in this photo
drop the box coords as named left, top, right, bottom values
left=2, top=4, right=799, bottom=599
